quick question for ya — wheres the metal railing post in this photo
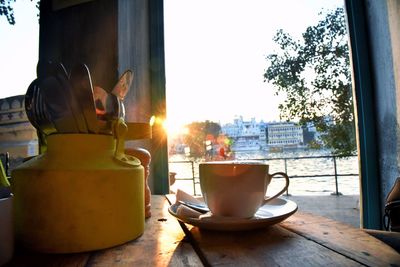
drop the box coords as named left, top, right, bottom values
left=284, top=158, right=290, bottom=196
left=191, top=161, right=196, bottom=195
left=332, top=156, right=341, bottom=195
left=169, top=154, right=357, bottom=196
left=5, top=152, right=9, bottom=177
left=284, top=158, right=288, bottom=173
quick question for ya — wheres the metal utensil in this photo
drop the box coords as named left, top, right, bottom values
left=111, top=70, right=133, bottom=100
left=36, top=59, right=52, bottom=79
left=52, top=62, right=68, bottom=78
left=55, top=63, right=88, bottom=133
left=93, top=86, right=119, bottom=121
left=38, top=60, right=68, bottom=81
left=118, top=98, right=126, bottom=120
left=93, top=85, right=108, bottom=120
left=69, top=63, right=99, bottom=134
left=40, top=76, right=79, bottom=133
left=93, top=86, right=119, bottom=135
left=111, top=70, right=133, bottom=121
left=25, top=80, right=51, bottom=153
left=26, top=79, right=57, bottom=135
left=178, top=200, right=210, bottom=214
left=35, top=60, right=62, bottom=135
left=32, top=80, right=55, bottom=153
left=25, top=80, right=41, bottom=130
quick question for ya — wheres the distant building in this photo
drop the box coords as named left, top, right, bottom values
left=0, top=95, right=38, bottom=161
left=302, top=122, right=321, bottom=145
left=266, top=122, right=304, bottom=147
left=221, top=118, right=306, bottom=151
left=221, top=116, right=267, bottom=151
left=170, top=117, right=312, bottom=155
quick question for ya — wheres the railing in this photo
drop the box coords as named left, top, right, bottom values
left=168, top=160, right=197, bottom=195
left=168, top=155, right=359, bottom=196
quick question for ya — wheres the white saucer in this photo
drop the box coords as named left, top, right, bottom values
left=168, top=197, right=298, bottom=231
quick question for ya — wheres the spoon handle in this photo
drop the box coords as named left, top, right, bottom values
left=178, top=200, right=210, bottom=214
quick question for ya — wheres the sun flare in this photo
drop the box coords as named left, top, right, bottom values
left=162, top=119, right=188, bottom=137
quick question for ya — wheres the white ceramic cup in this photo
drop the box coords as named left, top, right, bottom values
left=199, top=161, right=289, bottom=218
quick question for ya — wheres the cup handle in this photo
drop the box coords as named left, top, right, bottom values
left=263, top=172, right=290, bottom=205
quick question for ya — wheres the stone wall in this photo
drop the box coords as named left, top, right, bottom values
left=0, top=95, right=38, bottom=164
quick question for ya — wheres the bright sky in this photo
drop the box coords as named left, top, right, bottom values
left=0, top=1, right=39, bottom=99
left=0, top=0, right=342, bottom=128
left=164, top=0, right=343, bottom=127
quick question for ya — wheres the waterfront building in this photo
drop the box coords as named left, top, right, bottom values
left=266, top=122, right=304, bottom=148
left=221, top=116, right=267, bottom=151
left=221, top=117, right=306, bottom=151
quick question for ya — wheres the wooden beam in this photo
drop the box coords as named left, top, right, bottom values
left=39, top=0, right=118, bottom=91
left=345, top=0, right=382, bottom=229
left=149, top=0, right=169, bottom=194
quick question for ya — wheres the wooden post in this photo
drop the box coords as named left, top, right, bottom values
left=39, top=0, right=168, bottom=193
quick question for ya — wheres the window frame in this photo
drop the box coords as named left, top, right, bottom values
left=151, top=0, right=383, bottom=228
left=345, top=0, right=381, bottom=229
left=149, top=0, right=169, bottom=195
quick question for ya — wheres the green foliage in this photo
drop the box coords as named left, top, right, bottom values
left=264, top=7, right=356, bottom=156
left=0, top=0, right=16, bottom=24
left=183, top=120, right=221, bottom=158
left=0, top=0, right=39, bottom=25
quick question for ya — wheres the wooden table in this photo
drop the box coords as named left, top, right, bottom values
left=7, top=195, right=400, bottom=266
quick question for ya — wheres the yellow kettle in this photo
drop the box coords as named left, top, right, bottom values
left=11, top=121, right=150, bottom=253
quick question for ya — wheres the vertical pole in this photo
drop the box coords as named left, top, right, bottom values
left=333, top=156, right=339, bottom=195
left=284, top=158, right=288, bottom=173
left=284, top=158, right=290, bottom=196
left=149, top=0, right=169, bottom=194
left=5, top=152, right=9, bottom=177
left=345, top=0, right=381, bottom=229
left=191, top=161, right=196, bottom=195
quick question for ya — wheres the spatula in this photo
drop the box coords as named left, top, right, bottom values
left=40, top=76, right=79, bottom=133
left=54, top=63, right=88, bottom=133
left=69, top=63, right=99, bottom=134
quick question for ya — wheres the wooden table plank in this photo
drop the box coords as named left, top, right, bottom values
left=7, top=196, right=201, bottom=267
left=9, top=195, right=399, bottom=267
left=165, top=194, right=399, bottom=266
left=281, top=212, right=400, bottom=267
left=188, top=224, right=364, bottom=267
left=6, top=251, right=90, bottom=267
left=86, top=196, right=202, bottom=266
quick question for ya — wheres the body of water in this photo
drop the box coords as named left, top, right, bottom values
left=168, top=149, right=360, bottom=196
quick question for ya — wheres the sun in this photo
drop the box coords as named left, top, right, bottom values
left=162, top=119, right=188, bottom=137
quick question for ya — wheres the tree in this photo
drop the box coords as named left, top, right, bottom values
left=183, top=121, right=221, bottom=158
left=264, top=7, right=355, bottom=156
left=0, top=0, right=39, bottom=25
